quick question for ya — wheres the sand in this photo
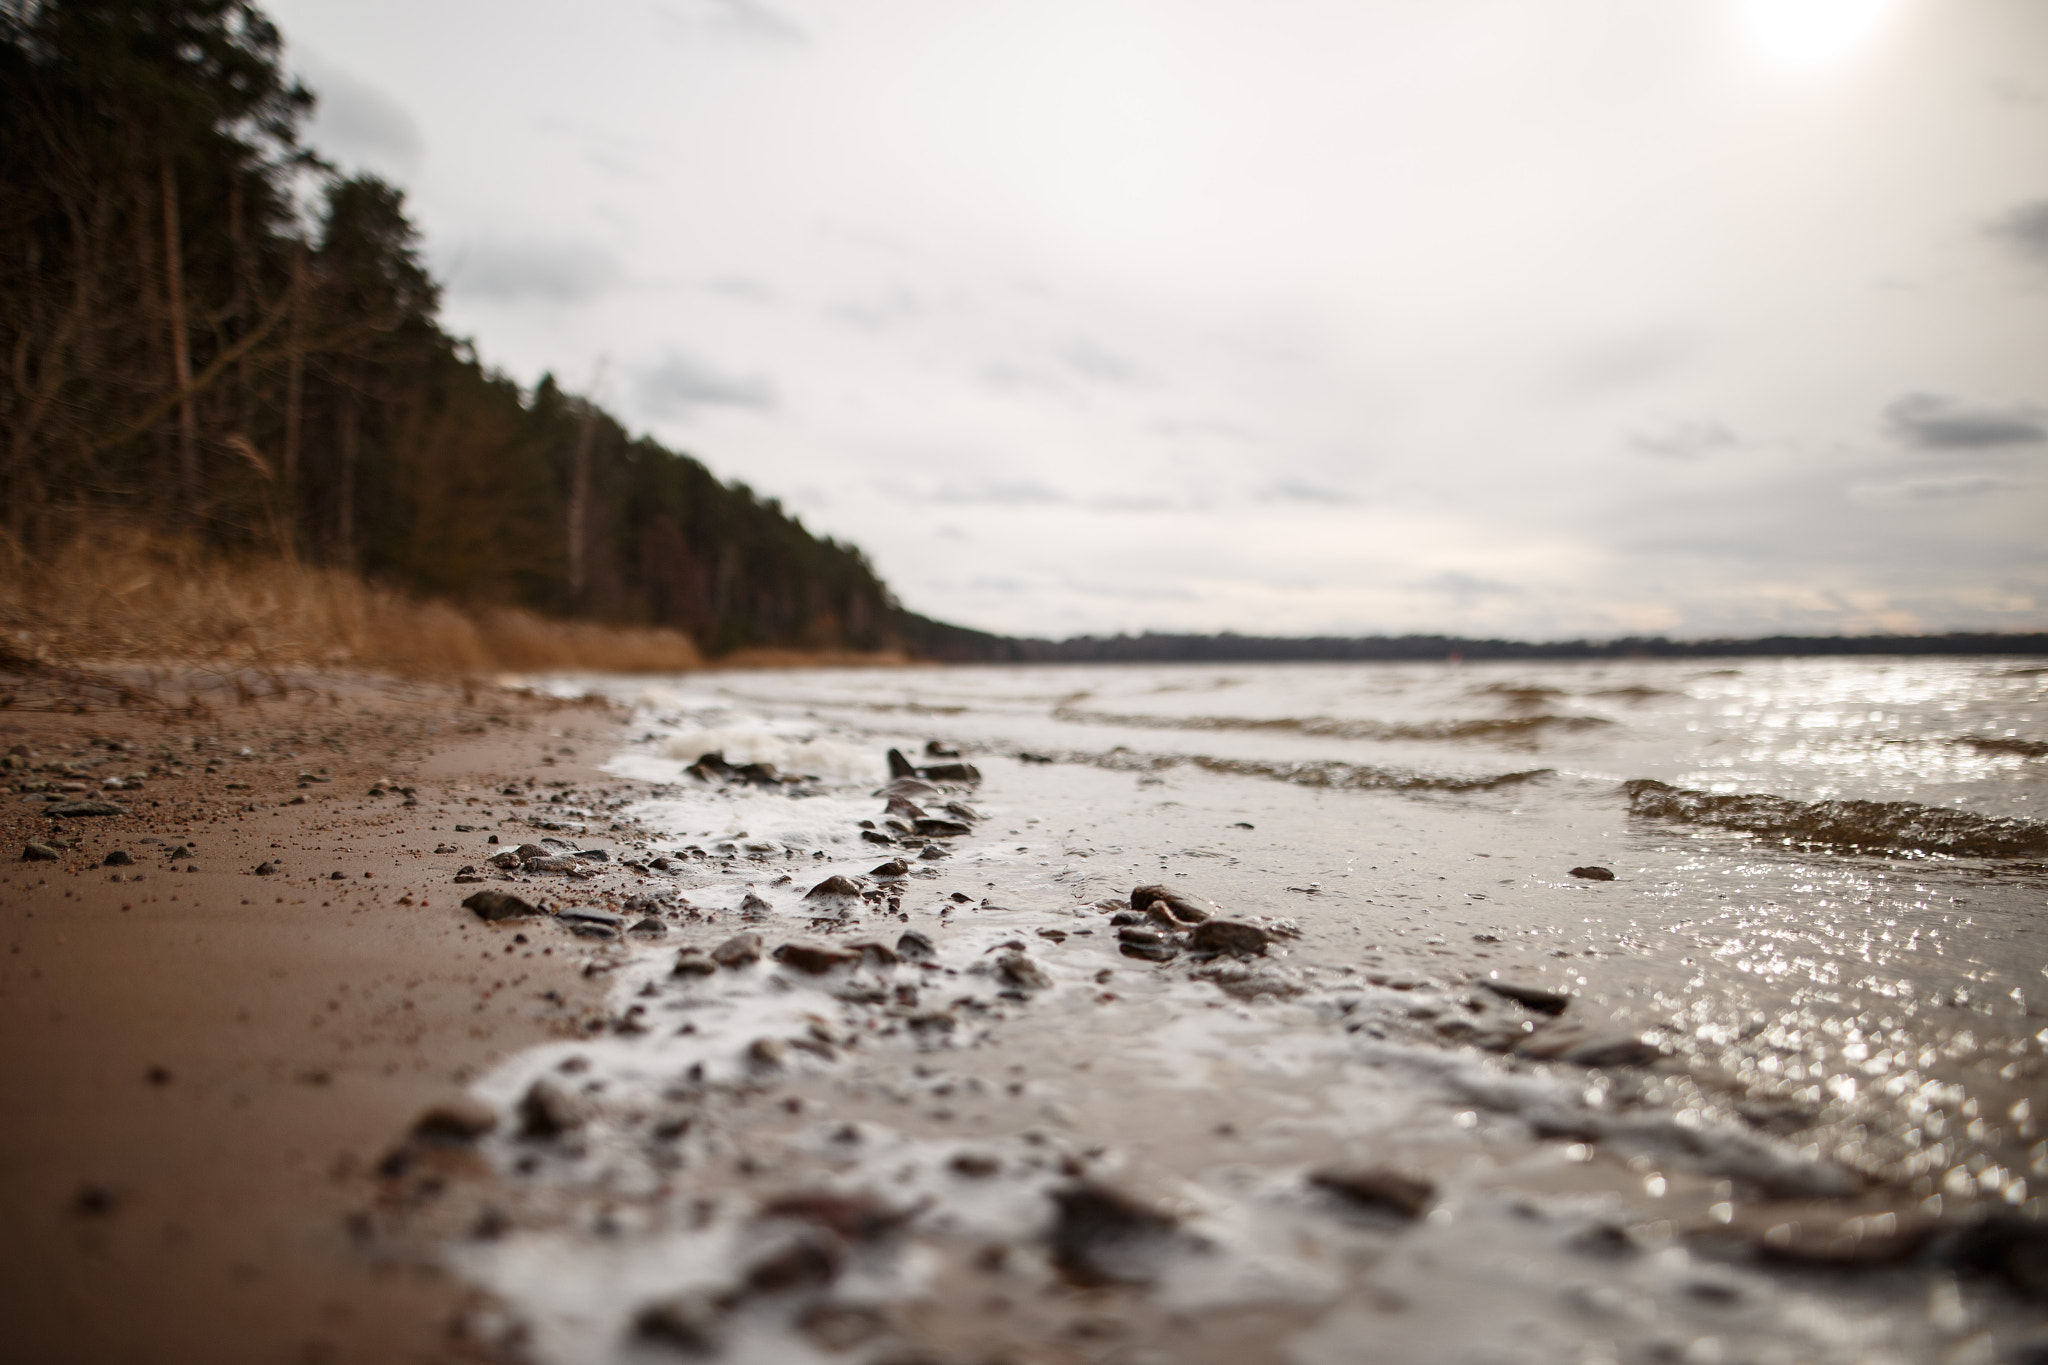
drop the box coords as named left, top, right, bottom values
left=0, top=670, right=625, bottom=1365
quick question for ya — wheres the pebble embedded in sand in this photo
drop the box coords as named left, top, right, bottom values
left=711, top=932, right=764, bottom=968
left=1569, top=865, right=1616, bottom=880
left=1309, top=1164, right=1437, bottom=1219
left=463, top=889, right=543, bottom=921
left=411, top=1096, right=499, bottom=1143
left=1190, top=920, right=1269, bottom=957
left=1483, top=978, right=1572, bottom=1014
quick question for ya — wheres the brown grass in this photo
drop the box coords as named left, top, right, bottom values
left=0, top=523, right=704, bottom=676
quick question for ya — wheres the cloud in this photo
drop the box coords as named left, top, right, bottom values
left=1853, top=474, right=2023, bottom=504
left=444, top=237, right=623, bottom=304
left=1628, top=418, right=1736, bottom=459
left=1559, top=330, right=1694, bottom=393
left=1411, top=570, right=1526, bottom=600
left=1990, top=198, right=2048, bottom=263
left=1059, top=338, right=1140, bottom=385
left=705, top=275, right=775, bottom=303
left=925, top=480, right=1069, bottom=507
left=656, top=0, right=806, bottom=44
left=1257, top=479, right=1353, bottom=505
left=635, top=350, right=777, bottom=416
left=829, top=286, right=922, bottom=330
left=299, top=56, right=422, bottom=178
left=1884, top=392, right=2046, bottom=450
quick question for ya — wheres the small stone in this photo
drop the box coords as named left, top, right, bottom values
left=919, top=762, right=981, bottom=784
left=1049, top=1183, right=1180, bottom=1287
left=869, top=859, right=910, bottom=878
left=1191, top=920, right=1269, bottom=957
left=634, top=1292, right=725, bottom=1355
left=672, top=949, right=717, bottom=977
left=746, top=1037, right=788, bottom=1070
left=737, top=1234, right=845, bottom=1296
left=1128, top=884, right=1212, bottom=923
left=774, top=942, right=857, bottom=974
left=1482, top=978, right=1571, bottom=1014
left=1569, top=866, right=1616, bottom=881
left=46, top=799, right=126, bottom=817
left=950, top=1151, right=1001, bottom=1178
left=1515, top=1021, right=1662, bottom=1067
left=804, top=874, right=863, bottom=901
left=412, top=1097, right=499, bottom=1143
left=1943, top=1213, right=2048, bottom=1300
left=254, top=861, right=279, bottom=876
left=914, top=818, right=972, bottom=838
left=895, top=930, right=936, bottom=961
left=627, top=916, right=667, bottom=935
left=738, top=891, right=773, bottom=916
left=166, top=845, right=192, bottom=860
left=995, top=951, right=1052, bottom=991
left=516, top=1078, right=590, bottom=1139
left=22, top=840, right=60, bottom=862
left=464, top=889, right=543, bottom=921
left=918, top=844, right=948, bottom=861
left=1309, top=1165, right=1436, bottom=1219
left=1709, top=1204, right=1940, bottom=1268
left=1119, top=936, right=1179, bottom=962
left=574, top=848, right=609, bottom=862
left=798, top=1303, right=888, bottom=1352
left=711, top=932, right=764, bottom=968
left=102, top=850, right=134, bottom=866
left=887, top=748, right=918, bottom=779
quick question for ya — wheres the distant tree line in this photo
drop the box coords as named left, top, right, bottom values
left=896, top=625, right=2048, bottom=665
left=0, top=0, right=898, bottom=655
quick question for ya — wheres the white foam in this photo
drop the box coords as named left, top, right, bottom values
left=660, top=729, right=882, bottom=783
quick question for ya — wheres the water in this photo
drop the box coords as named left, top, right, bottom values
left=403, top=657, right=2048, bottom=1364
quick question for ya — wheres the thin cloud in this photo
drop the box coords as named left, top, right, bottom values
left=924, top=480, right=1069, bottom=507
left=1411, top=570, right=1527, bottom=600
left=1990, top=199, right=2048, bottom=264
left=1885, top=393, right=2046, bottom=450
left=635, top=350, right=777, bottom=416
left=1257, top=479, right=1353, bottom=505
left=1628, top=418, right=1736, bottom=459
left=656, top=0, right=807, bottom=45
left=298, top=56, right=422, bottom=178
left=1059, top=338, right=1141, bottom=385
left=444, top=237, right=623, bottom=304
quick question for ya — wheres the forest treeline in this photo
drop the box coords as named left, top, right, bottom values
left=0, top=0, right=899, bottom=656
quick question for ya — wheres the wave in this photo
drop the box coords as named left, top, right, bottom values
left=1052, top=706, right=1611, bottom=744
left=1623, top=778, right=2048, bottom=859
left=1078, top=747, right=1554, bottom=794
left=1954, top=736, right=2048, bottom=759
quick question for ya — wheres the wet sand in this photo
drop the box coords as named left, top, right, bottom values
left=0, top=672, right=624, bottom=1365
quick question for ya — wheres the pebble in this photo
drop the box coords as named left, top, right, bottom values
left=895, top=930, right=936, bottom=961
left=102, top=850, right=134, bottom=866
left=914, top=818, right=972, bottom=838
left=463, top=889, right=544, bottom=921
left=869, top=859, right=909, bottom=878
left=627, top=916, right=667, bottom=935
left=411, top=1096, right=500, bottom=1143
left=1191, top=920, right=1270, bottom=957
left=1482, top=978, right=1572, bottom=1014
left=995, top=951, right=1052, bottom=991
left=1569, top=865, right=1616, bottom=881
left=21, top=840, right=60, bottom=862
left=1049, top=1183, right=1180, bottom=1287
left=46, top=799, right=127, bottom=817
left=920, top=761, right=982, bottom=784
left=1699, top=1203, right=1940, bottom=1268
left=1515, top=1020, right=1662, bottom=1067
left=253, top=861, right=279, bottom=875
left=1308, top=1164, right=1436, bottom=1219
left=672, top=949, right=717, bottom=977
left=773, top=942, right=857, bottom=974
left=803, top=874, right=863, bottom=901
left=711, top=932, right=764, bottom=968
left=1129, top=884, right=1213, bottom=924
left=633, top=1292, right=724, bottom=1354
left=515, top=1078, right=590, bottom=1139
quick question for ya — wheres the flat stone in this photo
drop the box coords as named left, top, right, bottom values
left=672, top=949, right=717, bottom=977
left=412, top=1096, right=499, bottom=1142
left=774, top=942, right=858, bottom=974
left=102, top=850, right=134, bottom=866
left=919, top=762, right=982, bottom=784
left=464, top=889, right=544, bottom=921
left=1049, top=1183, right=1180, bottom=1287
left=516, top=1078, right=590, bottom=1139
left=711, top=931, right=764, bottom=968
left=869, top=859, right=909, bottom=878
left=1482, top=978, right=1572, bottom=1014
left=1516, top=1020, right=1662, bottom=1067
left=21, top=840, right=60, bottom=862
left=1569, top=865, right=1616, bottom=881
left=1191, top=920, right=1270, bottom=957
left=995, top=951, right=1051, bottom=991
left=46, top=800, right=126, bottom=817
left=1129, top=884, right=1213, bottom=923
left=914, top=818, right=972, bottom=838
left=1702, top=1203, right=1941, bottom=1268
left=803, top=874, right=863, bottom=901
left=627, top=916, right=667, bottom=935
left=1309, top=1165, right=1436, bottom=1219
left=895, top=930, right=936, bottom=961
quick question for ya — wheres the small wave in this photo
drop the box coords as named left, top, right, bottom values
left=1624, top=778, right=2048, bottom=859
left=659, top=729, right=880, bottom=782
left=1078, top=747, right=1552, bottom=794
left=1053, top=706, right=1609, bottom=744
left=1955, top=736, right=2048, bottom=759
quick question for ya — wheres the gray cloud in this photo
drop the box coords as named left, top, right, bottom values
left=1257, top=479, right=1352, bottom=505
left=1560, top=330, right=1693, bottom=393
left=1059, top=338, right=1140, bottom=385
left=830, top=286, right=922, bottom=330
left=705, top=275, right=775, bottom=303
left=1990, top=199, right=2048, bottom=264
left=926, top=480, right=1068, bottom=507
left=1411, top=570, right=1527, bottom=600
left=444, top=237, right=623, bottom=304
left=1885, top=392, right=2046, bottom=449
left=656, top=0, right=806, bottom=44
left=635, top=350, right=776, bottom=416
left=1891, top=475, right=2022, bottom=502
left=299, top=57, right=422, bottom=178
left=1628, top=418, right=1736, bottom=459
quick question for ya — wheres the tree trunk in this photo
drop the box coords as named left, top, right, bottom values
left=159, top=154, right=198, bottom=520
left=567, top=400, right=595, bottom=601
left=283, top=247, right=305, bottom=495
left=337, top=381, right=357, bottom=567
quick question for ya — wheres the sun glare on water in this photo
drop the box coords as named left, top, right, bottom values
left=1741, top=0, right=1898, bottom=64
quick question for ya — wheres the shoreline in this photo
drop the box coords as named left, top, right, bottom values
left=0, top=670, right=637, bottom=1364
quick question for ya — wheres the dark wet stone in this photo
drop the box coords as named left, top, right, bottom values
left=574, top=848, right=609, bottom=862
left=861, top=829, right=895, bottom=846
left=634, top=1291, right=725, bottom=1355
left=524, top=854, right=587, bottom=874
left=627, top=917, right=667, bottom=936
left=853, top=940, right=901, bottom=969
left=798, top=1303, right=888, bottom=1352
left=1565, top=1219, right=1640, bottom=1258
left=1515, top=1021, right=1662, bottom=1067
left=486, top=851, right=523, bottom=869
left=1482, top=978, right=1571, bottom=1014
left=711, top=931, right=764, bottom=968
left=102, top=850, right=134, bottom=867
left=1128, top=884, right=1212, bottom=923
left=1191, top=920, right=1270, bottom=957
left=557, top=908, right=621, bottom=931
left=673, top=949, right=717, bottom=977
left=1120, top=936, right=1179, bottom=962
left=1711, top=1204, right=1942, bottom=1268
left=1049, top=1183, right=1180, bottom=1287
left=1569, top=865, right=1616, bottom=881
left=950, top=1151, right=1001, bottom=1178
left=738, top=892, right=773, bottom=917
left=22, top=840, right=60, bottom=862
left=870, top=859, right=910, bottom=878
left=923, top=741, right=960, bottom=758
left=804, top=874, right=863, bottom=901
left=412, top=1096, right=499, bottom=1143
left=167, top=845, right=193, bottom=860
left=1309, top=1165, right=1435, bottom=1219
left=995, top=951, right=1052, bottom=991
left=918, top=844, right=948, bottom=861
left=72, top=1184, right=118, bottom=1217
left=775, top=942, right=858, bottom=974
left=514, top=843, right=548, bottom=860
left=887, top=748, right=919, bottom=780
left=1944, top=1213, right=2048, bottom=1301
left=895, top=930, right=936, bottom=962
left=913, top=818, right=972, bottom=838
left=254, top=861, right=279, bottom=876
left=747, top=1038, right=788, bottom=1070
left=739, top=1234, right=845, bottom=1297
left=761, top=1191, right=913, bottom=1243
left=733, top=763, right=782, bottom=787
left=47, top=799, right=126, bottom=817
left=1117, top=925, right=1170, bottom=947
left=516, top=1078, right=590, bottom=1139
left=464, top=889, right=543, bottom=921
left=919, top=762, right=982, bottom=784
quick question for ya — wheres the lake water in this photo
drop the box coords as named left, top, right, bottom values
left=422, top=657, right=2048, bottom=1364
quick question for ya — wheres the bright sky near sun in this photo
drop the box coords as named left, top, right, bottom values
left=269, top=0, right=2046, bottom=641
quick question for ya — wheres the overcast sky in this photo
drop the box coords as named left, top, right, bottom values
left=269, top=0, right=2047, bottom=640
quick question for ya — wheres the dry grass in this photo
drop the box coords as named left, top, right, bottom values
left=714, top=646, right=910, bottom=670
left=0, top=523, right=704, bottom=676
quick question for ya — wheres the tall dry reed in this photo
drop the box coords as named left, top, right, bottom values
left=0, top=523, right=704, bottom=675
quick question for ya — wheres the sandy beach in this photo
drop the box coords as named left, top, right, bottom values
left=0, top=669, right=631, bottom=1365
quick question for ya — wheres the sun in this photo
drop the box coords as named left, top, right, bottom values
left=1740, top=0, right=1898, bottom=64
